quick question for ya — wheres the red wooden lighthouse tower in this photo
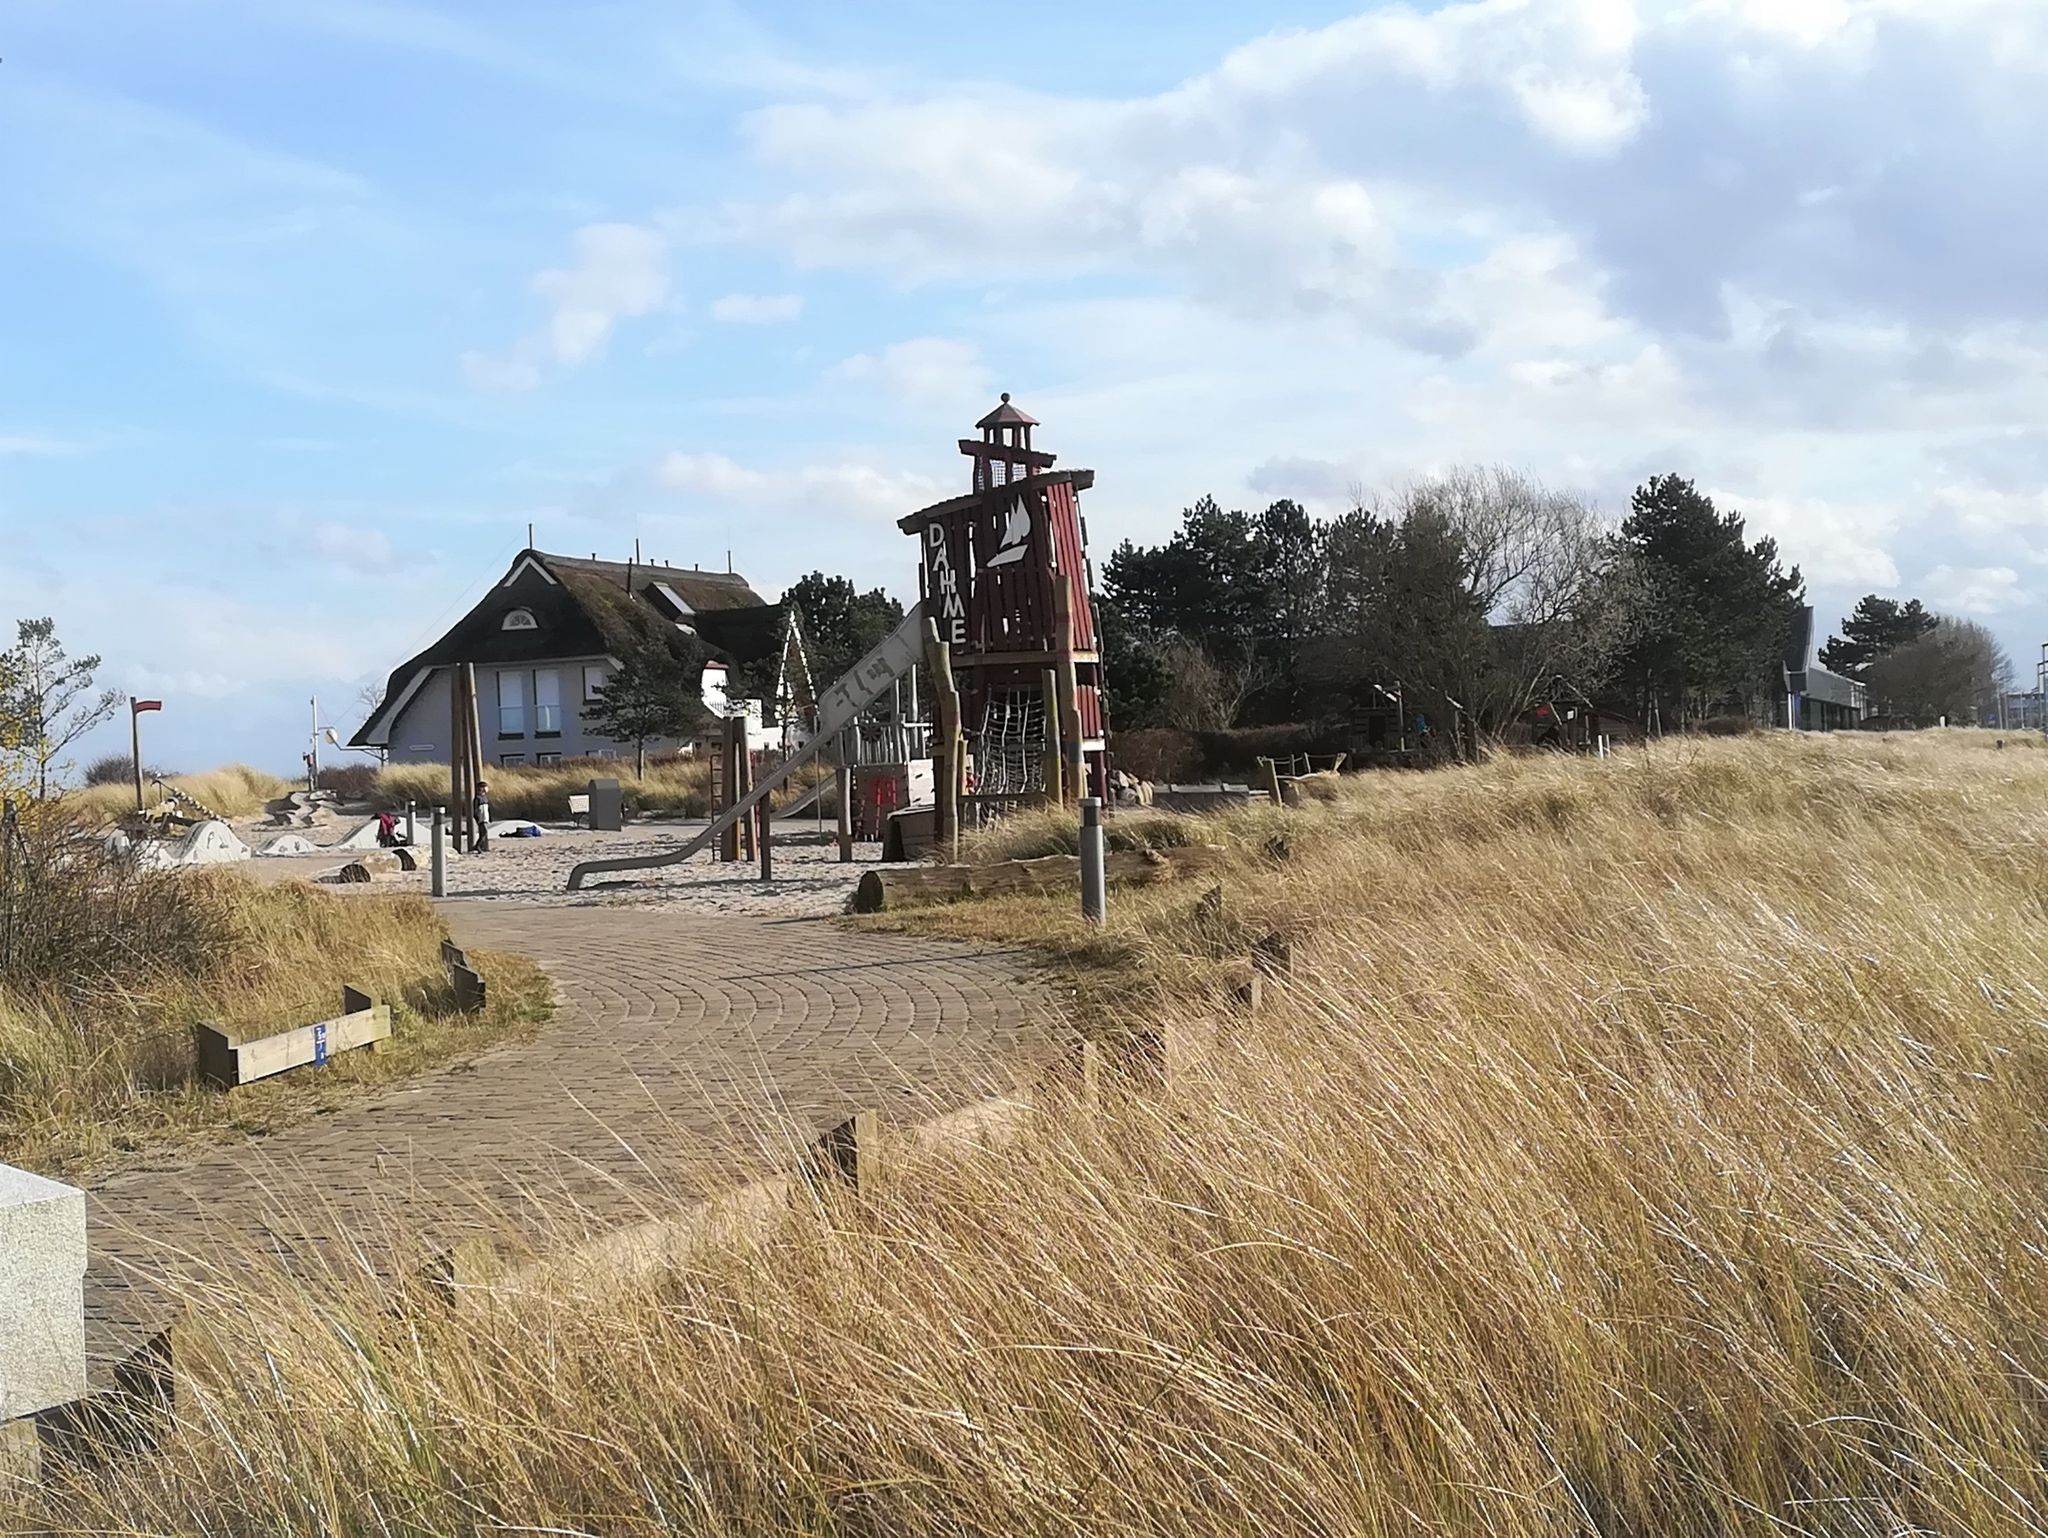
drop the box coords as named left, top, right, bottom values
left=897, top=396, right=1106, bottom=809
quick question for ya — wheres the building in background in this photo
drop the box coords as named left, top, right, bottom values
left=351, top=549, right=793, bottom=766
left=1777, top=605, right=1869, bottom=731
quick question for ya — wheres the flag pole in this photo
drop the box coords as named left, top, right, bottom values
left=131, top=698, right=143, bottom=813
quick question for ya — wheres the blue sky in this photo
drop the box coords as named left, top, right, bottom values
left=4, top=0, right=2046, bottom=772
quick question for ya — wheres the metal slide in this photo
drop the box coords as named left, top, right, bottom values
left=566, top=601, right=928, bottom=891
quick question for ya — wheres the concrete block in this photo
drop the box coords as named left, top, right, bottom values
left=0, top=1164, right=87, bottom=1425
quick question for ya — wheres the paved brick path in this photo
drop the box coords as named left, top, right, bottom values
left=83, top=905, right=1057, bottom=1375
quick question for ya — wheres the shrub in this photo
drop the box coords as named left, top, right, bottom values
left=315, top=762, right=380, bottom=801
left=83, top=753, right=174, bottom=787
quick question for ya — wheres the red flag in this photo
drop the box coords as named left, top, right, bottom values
left=131, top=699, right=162, bottom=713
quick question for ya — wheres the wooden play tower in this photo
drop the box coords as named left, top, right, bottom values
left=897, top=395, right=1106, bottom=815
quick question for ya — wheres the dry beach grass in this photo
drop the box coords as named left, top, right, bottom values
left=17, top=730, right=2048, bottom=1535
left=0, top=870, right=550, bottom=1178
left=373, top=753, right=830, bottom=822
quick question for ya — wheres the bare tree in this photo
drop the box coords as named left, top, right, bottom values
left=1397, top=468, right=1643, bottom=732
left=1867, top=617, right=2013, bottom=725
left=0, top=618, right=121, bottom=800
left=1159, top=635, right=1272, bottom=731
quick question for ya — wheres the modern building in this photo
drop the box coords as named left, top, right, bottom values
left=1777, top=604, right=1869, bottom=731
left=350, top=549, right=795, bottom=766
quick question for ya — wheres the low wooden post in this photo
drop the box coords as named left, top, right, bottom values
left=405, top=800, right=417, bottom=846
left=802, top=1110, right=878, bottom=1194
left=1261, top=756, right=1284, bottom=807
left=758, top=799, right=773, bottom=882
left=430, top=805, right=446, bottom=898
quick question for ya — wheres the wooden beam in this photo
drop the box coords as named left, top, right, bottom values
left=193, top=989, right=392, bottom=1089
left=440, top=939, right=486, bottom=1012
left=849, top=845, right=1231, bottom=913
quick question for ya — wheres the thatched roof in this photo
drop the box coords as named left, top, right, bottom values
left=350, top=549, right=783, bottom=748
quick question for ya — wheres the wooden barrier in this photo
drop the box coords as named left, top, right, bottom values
left=850, top=844, right=1230, bottom=913
left=193, top=986, right=391, bottom=1089
left=441, top=939, right=486, bottom=1012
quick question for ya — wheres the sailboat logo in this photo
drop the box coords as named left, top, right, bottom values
left=986, top=496, right=1031, bottom=568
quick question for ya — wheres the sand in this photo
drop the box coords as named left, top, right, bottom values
left=229, top=817, right=904, bottom=917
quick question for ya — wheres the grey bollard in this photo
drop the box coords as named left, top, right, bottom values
left=0, top=1161, right=87, bottom=1484
left=405, top=800, right=417, bottom=845
left=430, top=805, right=447, bottom=898
left=1079, top=796, right=1106, bottom=925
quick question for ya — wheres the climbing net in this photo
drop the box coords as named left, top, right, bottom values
left=970, top=689, right=1047, bottom=797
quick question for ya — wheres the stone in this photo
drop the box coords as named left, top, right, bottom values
left=0, top=1163, right=87, bottom=1424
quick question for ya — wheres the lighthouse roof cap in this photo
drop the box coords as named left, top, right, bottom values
left=976, top=392, right=1039, bottom=429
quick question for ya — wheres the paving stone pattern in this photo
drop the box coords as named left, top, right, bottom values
left=84, top=905, right=1057, bottom=1376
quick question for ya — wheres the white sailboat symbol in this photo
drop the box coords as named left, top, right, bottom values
left=986, top=496, right=1031, bottom=567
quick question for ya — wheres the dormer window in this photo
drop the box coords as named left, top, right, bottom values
left=502, top=608, right=539, bottom=631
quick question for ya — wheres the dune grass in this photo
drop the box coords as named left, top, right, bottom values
left=68, top=764, right=293, bottom=824
left=0, top=871, right=551, bottom=1178
left=371, top=754, right=828, bottom=822
left=20, top=730, right=2048, bottom=1534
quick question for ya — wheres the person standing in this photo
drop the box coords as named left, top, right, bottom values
left=472, top=779, right=491, bottom=853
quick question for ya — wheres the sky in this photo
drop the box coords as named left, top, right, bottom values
left=3, top=0, right=2047, bottom=773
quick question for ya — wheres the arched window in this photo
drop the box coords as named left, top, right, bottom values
left=502, top=608, right=538, bottom=631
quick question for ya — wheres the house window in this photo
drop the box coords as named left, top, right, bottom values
left=582, top=664, right=610, bottom=703
left=502, top=608, right=539, bottom=631
left=497, top=670, right=525, bottom=737
left=536, top=752, right=561, bottom=767
left=535, top=669, right=562, bottom=736
left=500, top=753, right=527, bottom=767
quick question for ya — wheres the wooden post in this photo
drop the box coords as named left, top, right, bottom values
left=1053, top=577, right=1084, bottom=806
left=464, top=662, right=484, bottom=848
left=758, top=797, right=773, bottom=881
left=448, top=666, right=469, bottom=852
left=719, top=717, right=741, bottom=862
left=129, top=699, right=145, bottom=813
left=1262, top=756, right=1284, bottom=807
left=739, top=735, right=757, bottom=862
left=1040, top=666, right=1063, bottom=805
left=802, top=1110, right=879, bottom=1194
left=836, top=732, right=854, bottom=863
left=924, top=620, right=962, bottom=860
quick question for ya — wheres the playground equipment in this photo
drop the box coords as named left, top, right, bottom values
left=564, top=396, right=1108, bottom=890
left=567, top=603, right=933, bottom=889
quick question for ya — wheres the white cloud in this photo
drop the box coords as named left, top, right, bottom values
left=1923, top=563, right=2023, bottom=616
left=0, top=433, right=85, bottom=458
left=465, top=222, right=670, bottom=390
left=829, top=337, right=990, bottom=408
left=655, top=450, right=943, bottom=521
left=309, top=519, right=398, bottom=574
left=1712, top=490, right=1901, bottom=589
left=710, top=292, right=804, bottom=324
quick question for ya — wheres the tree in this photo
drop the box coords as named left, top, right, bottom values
left=1865, top=618, right=2012, bottom=725
left=1402, top=467, right=1643, bottom=732
left=0, top=618, right=121, bottom=800
left=1615, top=477, right=1804, bottom=724
left=781, top=573, right=904, bottom=706
left=581, top=648, right=707, bottom=777
left=1820, top=595, right=1937, bottom=680
left=1158, top=636, right=1271, bottom=730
